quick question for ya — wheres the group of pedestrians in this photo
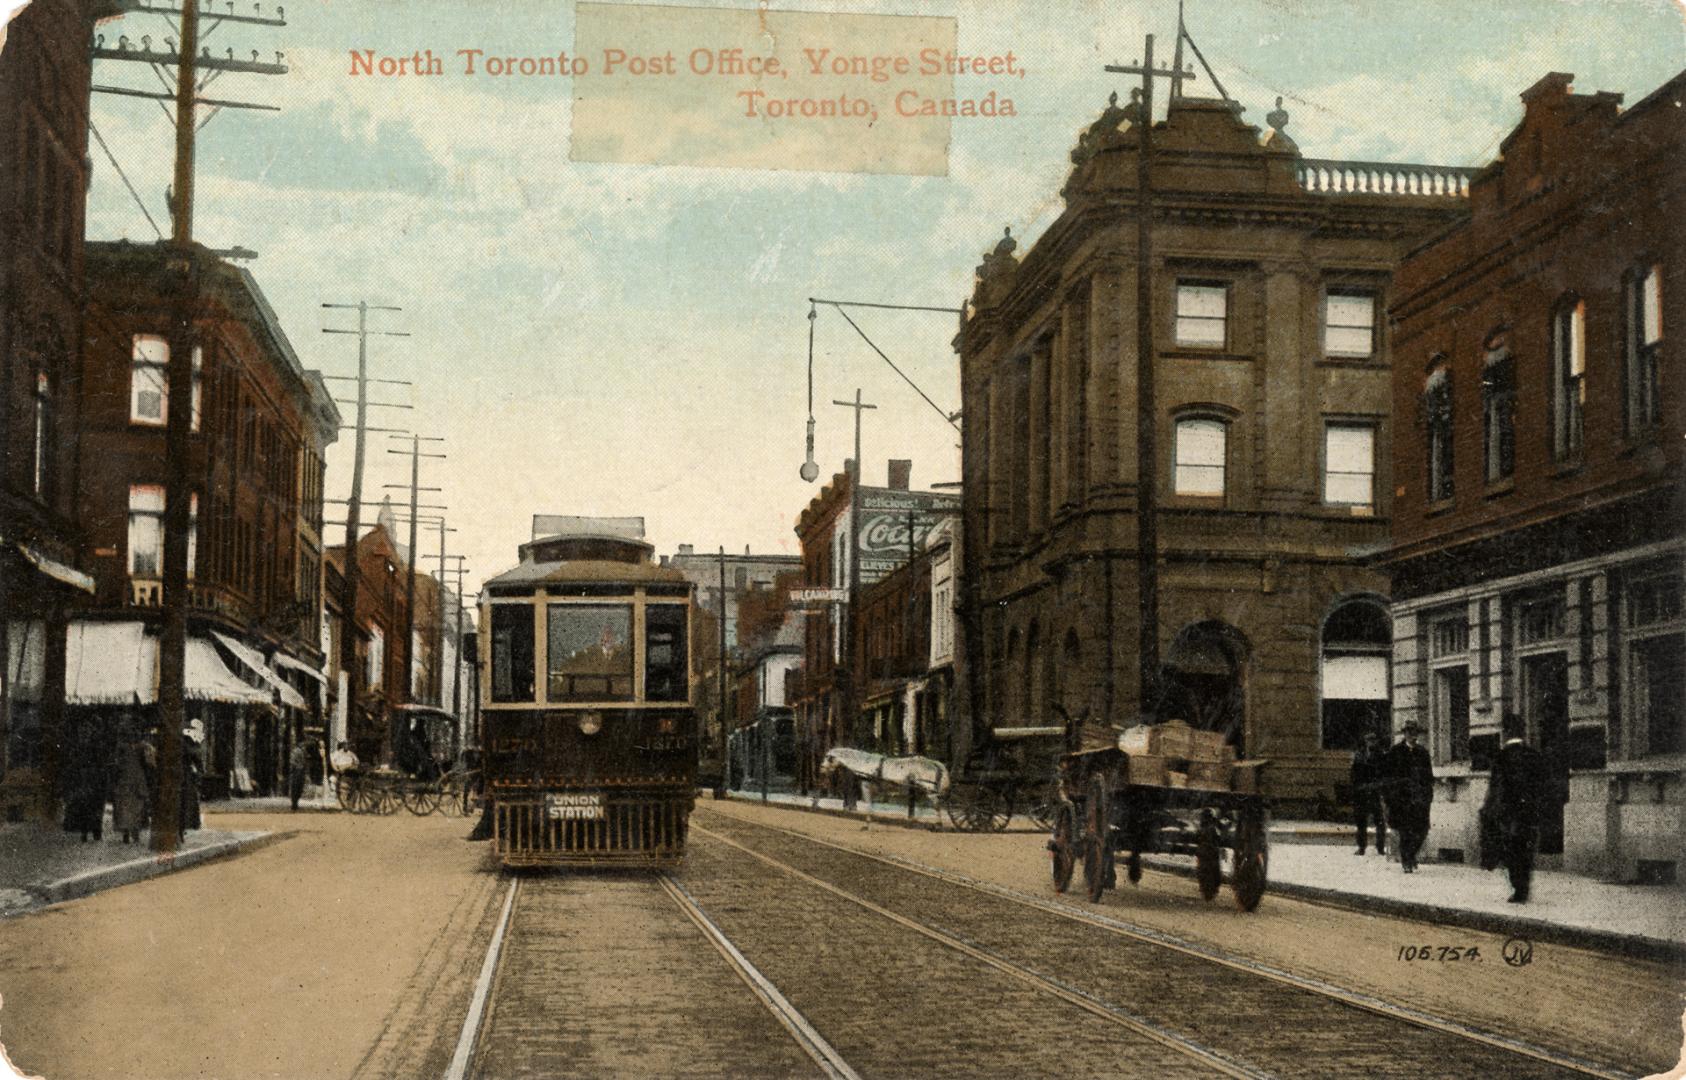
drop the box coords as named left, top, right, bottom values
left=1351, top=715, right=1551, bottom=902
left=61, top=717, right=204, bottom=844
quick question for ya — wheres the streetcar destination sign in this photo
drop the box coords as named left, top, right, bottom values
left=546, top=792, right=606, bottom=820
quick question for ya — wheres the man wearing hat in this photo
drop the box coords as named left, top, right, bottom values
left=1482, top=715, right=1547, bottom=902
left=1383, top=721, right=1434, bottom=872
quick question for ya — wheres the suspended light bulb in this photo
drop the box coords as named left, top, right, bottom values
left=799, top=417, right=819, bottom=481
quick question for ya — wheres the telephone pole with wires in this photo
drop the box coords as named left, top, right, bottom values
left=321, top=303, right=411, bottom=762
left=385, top=435, right=445, bottom=739
left=89, top=0, right=286, bottom=854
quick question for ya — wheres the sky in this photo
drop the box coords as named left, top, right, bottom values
left=53, top=0, right=1686, bottom=598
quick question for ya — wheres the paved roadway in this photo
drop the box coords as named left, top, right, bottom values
left=0, top=803, right=1677, bottom=1079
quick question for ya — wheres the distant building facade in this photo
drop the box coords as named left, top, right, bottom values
left=664, top=544, right=801, bottom=649
left=957, top=92, right=1470, bottom=807
left=792, top=458, right=959, bottom=789
left=325, top=523, right=410, bottom=765
left=1384, top=72, right=1685, bottom=880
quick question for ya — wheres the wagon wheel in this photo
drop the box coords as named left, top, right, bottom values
left=1195, top=813, right=1222, bottom=902
left=437, top=773, right=466, bottom=818
left=373, top=782, right=401, bottom=816
left=1231, top=804, right=1270, bottom=912
left=1025, top=782, right=1060, bottom=832
left=1081, top=775, right=1114, bottom=904
left=336, top=773, right=362, bottom=812
left=1050, top=802, right=1077, bottom=893
left=403, top=782, right=442, bottom=816
left=946, top=785, right=1011, bottom=833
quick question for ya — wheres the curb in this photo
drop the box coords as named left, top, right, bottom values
left=26, top=830, right=291, bottom=910
left=1138, top=855, right=1685, bottom=965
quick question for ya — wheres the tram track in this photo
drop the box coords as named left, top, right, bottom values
left=693, top=811, right=1624, bottom=1080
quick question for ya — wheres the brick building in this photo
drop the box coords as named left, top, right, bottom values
left=792, top=458, right=958, bottom=790
left=325, top=521, right=410, bottom=765
left=1384, top=71, right=1685, bottom=880
left=0, top=0, right=110, bottom=819
left=68, top=241, right=339, bottom=797
left=956, top=91, right=1470, bottom=808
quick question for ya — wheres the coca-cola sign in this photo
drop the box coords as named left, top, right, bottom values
left=853, top=490, right=958, bottom=585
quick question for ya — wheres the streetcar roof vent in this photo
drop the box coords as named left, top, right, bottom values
left=532, top=515, right=645, bottom=542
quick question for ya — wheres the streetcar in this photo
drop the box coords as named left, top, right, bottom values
left=479, top=518, right=697, bottom=868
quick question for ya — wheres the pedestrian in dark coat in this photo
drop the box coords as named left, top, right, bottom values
left=62, top=739, right=110, bottom=842
left=1383, top=722, right=1434, bottom=872
left=1350, top=731, right=1388, bottom=855
left=112, top=730, right=154, bottom=843
left=179, top=724, right=204, bottom=834
left=287, top=740, right=310, bottom=811
left=1482, top=717, right=1547, bottom=903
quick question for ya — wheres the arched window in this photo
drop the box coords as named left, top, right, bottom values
left=1173, top=417, right=1227, bottom=497
left=1320, top=599, right=1392, bottom=751
left=1623, top=263, right=1663, bottom=435
left=1023, top=621, right=1042, bottom=724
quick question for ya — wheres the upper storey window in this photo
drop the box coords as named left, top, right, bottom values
left=129, top=335, right=202, bottom=431
left=1323, top=290, right=1377, bottom=359
left=1624, top=264, right=1663, bottom=434
left=1173, top=417, right=1227, bottom=497
left=1424, top=365, right=1454, bottom=503
left=1549, top=297, right=1586, bottom=462
left=1175, top=282, right=1228, bottom=349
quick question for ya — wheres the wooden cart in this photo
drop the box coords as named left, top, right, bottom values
left=943, top=725, right=1070, bottom=833
left=1048, top=734, right=1270, bottom=911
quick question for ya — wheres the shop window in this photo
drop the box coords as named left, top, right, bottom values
left=1175, top=281, right=1228, bottom=348
left=1625, top=263, right=1664, bottom=434
left=1550, top=297, right=1586, bottom=461
left=1625, top=563, right=1685, bottom=756
left=1324, top=290, right=1376, bottom=358
left=1322, top=422, right=1375, bottom=511
left=1173, top=417, right=1226, bottom=497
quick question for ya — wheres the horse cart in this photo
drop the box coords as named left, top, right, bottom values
left=1049, top=721, right=1270, bottom=911
left=943, top=725, right=1071, bottom=832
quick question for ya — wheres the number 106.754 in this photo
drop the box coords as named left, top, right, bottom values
left=1398, top=945, right=1481, bottom=962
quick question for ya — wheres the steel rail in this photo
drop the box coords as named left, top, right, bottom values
left=444, top=877, right=519, bottom=1080
left=705, top=812, right=1630, bottom=1080
left=657, top=873, right=862, bottom=1080
left=692, top=824, right=1269, bottom=1080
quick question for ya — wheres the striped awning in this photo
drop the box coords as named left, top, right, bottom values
left=65, top=622, right=272, bottom=707
left=212, top=631, right=308, bottom=709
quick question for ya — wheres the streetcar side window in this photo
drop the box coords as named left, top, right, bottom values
left=491, top=603, right=535, bottom=703
left=645, top=604, right=689, bottom=702
left=548, top=603, right=634, bottom=702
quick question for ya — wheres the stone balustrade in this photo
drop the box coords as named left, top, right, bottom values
left=1296, top=158, right=1477, bottom=198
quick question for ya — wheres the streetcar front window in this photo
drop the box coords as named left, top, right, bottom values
left=645, top=604, right=689, bottom=702
left=548, top=603, right=634, bottom=702
left=491, top=603, right=535, bottom=703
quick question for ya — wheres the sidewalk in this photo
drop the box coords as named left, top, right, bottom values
left=0, top=813, right=277, bottom=919
left=722, top=788, right=1686, bottom=961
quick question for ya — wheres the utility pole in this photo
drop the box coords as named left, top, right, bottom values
left=833, top=390, right=877, bottom=749
left=1107, top=35, right=1193, bottom=719
left=716, top=546, right=728, bottom=795
left=321, top=305, right=410, bottom=763
left=88, top=0, right=286, bottom=854
left=418, top=523, right=464, bottom=709
left=384, top=436, right=444, bottom=743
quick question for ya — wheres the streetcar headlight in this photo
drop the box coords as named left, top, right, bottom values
left=577, top=712, right=603, bottom=736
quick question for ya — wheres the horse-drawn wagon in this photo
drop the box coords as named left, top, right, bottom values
left=1049, top=720, right=1270, bottom=911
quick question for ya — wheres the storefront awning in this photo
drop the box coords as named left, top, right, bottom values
left=211, top=631, right=308, bottom=709
left=65, top=622, right=272, bottom=706
left=271, top=651, right=328, bottom=684
left=4, top=535, right=95, bottom=594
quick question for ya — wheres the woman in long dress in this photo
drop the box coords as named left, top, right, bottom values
left=112, top=732, right=153, bottom=843
left=62, top=746, right=109, bottom=842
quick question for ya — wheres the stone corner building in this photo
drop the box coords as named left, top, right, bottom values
left=956, top=91, right=1469, bottom=809
left=1384, top=70, right=1685, bottom=881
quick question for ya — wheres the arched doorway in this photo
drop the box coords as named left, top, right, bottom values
left=1023, top=621, right=1042, bottom=726
left=1161, top=621, right=1250, bottom=752
left=1058, top=628, right=1082, bottom=727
